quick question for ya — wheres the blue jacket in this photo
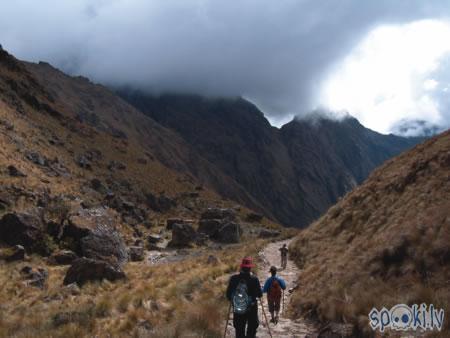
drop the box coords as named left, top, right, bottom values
left=262, top=276, right=286, bottom=293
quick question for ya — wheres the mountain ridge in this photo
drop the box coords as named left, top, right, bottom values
left=119, top=90, right=424, bottom=227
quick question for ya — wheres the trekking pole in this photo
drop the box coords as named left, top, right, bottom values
left=259, top=298, right=273, bottom=338
left=282, top=289, right=285, bottom=314
left=223, top=302, right=231, bottom=338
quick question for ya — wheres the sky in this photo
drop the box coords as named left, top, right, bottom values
left=1, top=0, right=450, bottom=135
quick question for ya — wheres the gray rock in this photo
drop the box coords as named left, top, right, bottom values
left=197, top=219, right=223, bottom=237
left=0, top=211, right=47, bottom=254
left=80, top=225, right=128, bottom=266
left=63, top=258, right=126, bottom=285
left=25, top=152, right=47, bottom=166
left=49, top=250, right=77, bottom=265
left=7, top=165, right=26, bottom=177
left=21, top=266, right=48, bottom=289
left=129, top=246, right=145, bottom=262
left=201, top=208, right=236, bottom=221
left=215, top=222, right=242, bottom=243
left=168, top=223, right=196, bottom=248
left=147, top=234, right=162, bottom=244
left=5, top=245, right=25, bottom=262
left=166, top=218, right=183, bottom=230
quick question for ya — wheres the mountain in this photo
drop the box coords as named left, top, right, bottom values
left=0, top=47, right=286, bottom=337
left=289, top=130, right=450, bottom=335
left=118, top=91, right=423, bottom=227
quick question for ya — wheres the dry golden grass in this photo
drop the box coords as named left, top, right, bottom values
left=0, top=240, right=267, bottom=337
left=289, top=131, right=450, bottom=336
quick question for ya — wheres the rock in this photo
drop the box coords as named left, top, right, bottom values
left=63, top=283, right=81, bottom=296
left=75, top=155, right=91, bottom=170
left=65, top=207, right=115, bottom=240
left=201, top=208, right=236, bottom=221
left=0, top=211, right=46, bottom=253
left=215, top=222, right=242, bottom=243
left=7, top=165, right=26, bottom=177
left=90, top=178, right=107, bottom=193
left=80, top=225, right=128, bottom=266
left=63, top=258, right=126, bottom=285
left=206, top=255, right=220, bottom=265
left=5, top=245, right=25, bottom=262
left=258, top=229, right=281, bottom=238
left=21, top=266, right=48, bottom=289
left=197, top=219, right=223, bottom=237
left=25, top=151, right=47, bottom=166
left=49, top=250, right=77, bottom=265
left=107, top=160, right=126, bottom=171
left=147, top=234, right=162, bottom=244
left=128, top=246, right=145, bottom=262
left=145, top=193, right=176, bottom=212
left=166, top=218, right=183, bottom=230
left=246, top=212, right=264, bottom=223
left=168, top=223, right=197, bottom=248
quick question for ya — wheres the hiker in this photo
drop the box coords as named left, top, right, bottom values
left=262, top=266, right=286, bottom=324
left=279, top=243, right=288, bottom=269
left=226, top=257, right=263, bottom=338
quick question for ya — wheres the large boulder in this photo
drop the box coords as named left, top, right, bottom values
left=80, top=225, right=128, bottom=266
left=63, top=258, right=126, bottom=285
left=197, top=219, right=223, bottom=237
left=128, top=246, right=145, bottom=262
left=49, top=250, right=78, bottom=265
left=215, top=222, right=242, bottom=243
left=65, top=207, right=116, bottom=239
left=2, top=245, right=25, bottom=262
left=0, top=212, right=46, bottom=253
left=169, top=223, right=196, bottom=247
left=201, top=208, right=236, bottom=221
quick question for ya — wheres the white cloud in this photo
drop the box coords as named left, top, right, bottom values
left=320, top=20, right=450, bottom=134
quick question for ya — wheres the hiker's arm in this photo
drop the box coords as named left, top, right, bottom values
left=262, top=278, right=270, bottom=293
left=279, top=278, right=287, bottom=290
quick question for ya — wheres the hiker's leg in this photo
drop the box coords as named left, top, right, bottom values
left=268, top=300, right=275, bottom=321
left=233, top=313, right=246, bottom=338
left=274, top=301, right=280, bottom=323
left=246, top=305, right=259, bottom=338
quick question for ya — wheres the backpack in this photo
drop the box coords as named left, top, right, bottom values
left=232, top=280, right=251, bottom=314
left=268, top=278, right=282, bottom=302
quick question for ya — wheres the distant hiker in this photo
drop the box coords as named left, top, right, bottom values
left=226, top=257, right=263, bottom=338
left=279, top=243, right=288, bottom=269
left=262, top=266, right=286, bottom=324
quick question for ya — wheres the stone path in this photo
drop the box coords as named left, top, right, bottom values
left=225, top=240, right=319, bottom=338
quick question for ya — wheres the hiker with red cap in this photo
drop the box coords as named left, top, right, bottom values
left=226, top=257, right=263, bottom=338
left=262, top=266, right=286, bottom=324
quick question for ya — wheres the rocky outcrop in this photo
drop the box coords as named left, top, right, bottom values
left=49, top=250, right=77, bottom=265
left=168, top=223, right=197, bottom=247
left=63, top=258, right=126, bottom=285
left=128, top=246, right=145, bottom=261
left=0, top=211, right=47, bottom=254
left=80, top=225, right=128, bottom=266
left=215, top=222, right=242, bottom=243
left=201, top=208, right=236, bottom=221
left=3, top=245, right=25, bottom=262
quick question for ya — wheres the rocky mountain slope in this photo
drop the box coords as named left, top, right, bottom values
left=289, top=130, right=450, bottom=336
left=0, top=48, right=288, bottom=336
left=119, top=91, right=422, bottom=227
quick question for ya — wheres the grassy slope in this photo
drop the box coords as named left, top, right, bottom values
left=289, top=131, right=450, bottom=336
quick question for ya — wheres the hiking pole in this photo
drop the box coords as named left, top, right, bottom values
left=259, top=298, right=273, bottom=338
left=223, top=302, right=231, bottom=338
left=282, top=289, right=285, bottom=314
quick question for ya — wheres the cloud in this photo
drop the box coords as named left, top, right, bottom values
left=321, top=20, right=450, bottom=135
left=1, top=1, right=450, bottom=133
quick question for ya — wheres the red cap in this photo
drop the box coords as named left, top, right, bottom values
left=240, top=257, right=254, bottom=268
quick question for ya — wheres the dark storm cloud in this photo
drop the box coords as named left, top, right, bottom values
left=1, top=0, right=449, bottom=120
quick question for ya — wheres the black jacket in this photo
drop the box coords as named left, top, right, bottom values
left=226, top=272, right=263, bottom=305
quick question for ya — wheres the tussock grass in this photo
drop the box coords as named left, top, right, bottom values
left=0, top=240, right=267, bottom=337
left=289, top=131, right=450, bottom=336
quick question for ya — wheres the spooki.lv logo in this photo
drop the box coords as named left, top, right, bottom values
left=369, top=303, right=444, bottom=332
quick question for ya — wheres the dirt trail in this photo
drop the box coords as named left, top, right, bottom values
left=225, top=240, right=318, bottom=338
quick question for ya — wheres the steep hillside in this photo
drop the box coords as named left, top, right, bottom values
left=119, top=91, right=422, bottom=227
left=289, top=130, right=450, bottom=336
left=0, top=48, right=288, bottom=337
